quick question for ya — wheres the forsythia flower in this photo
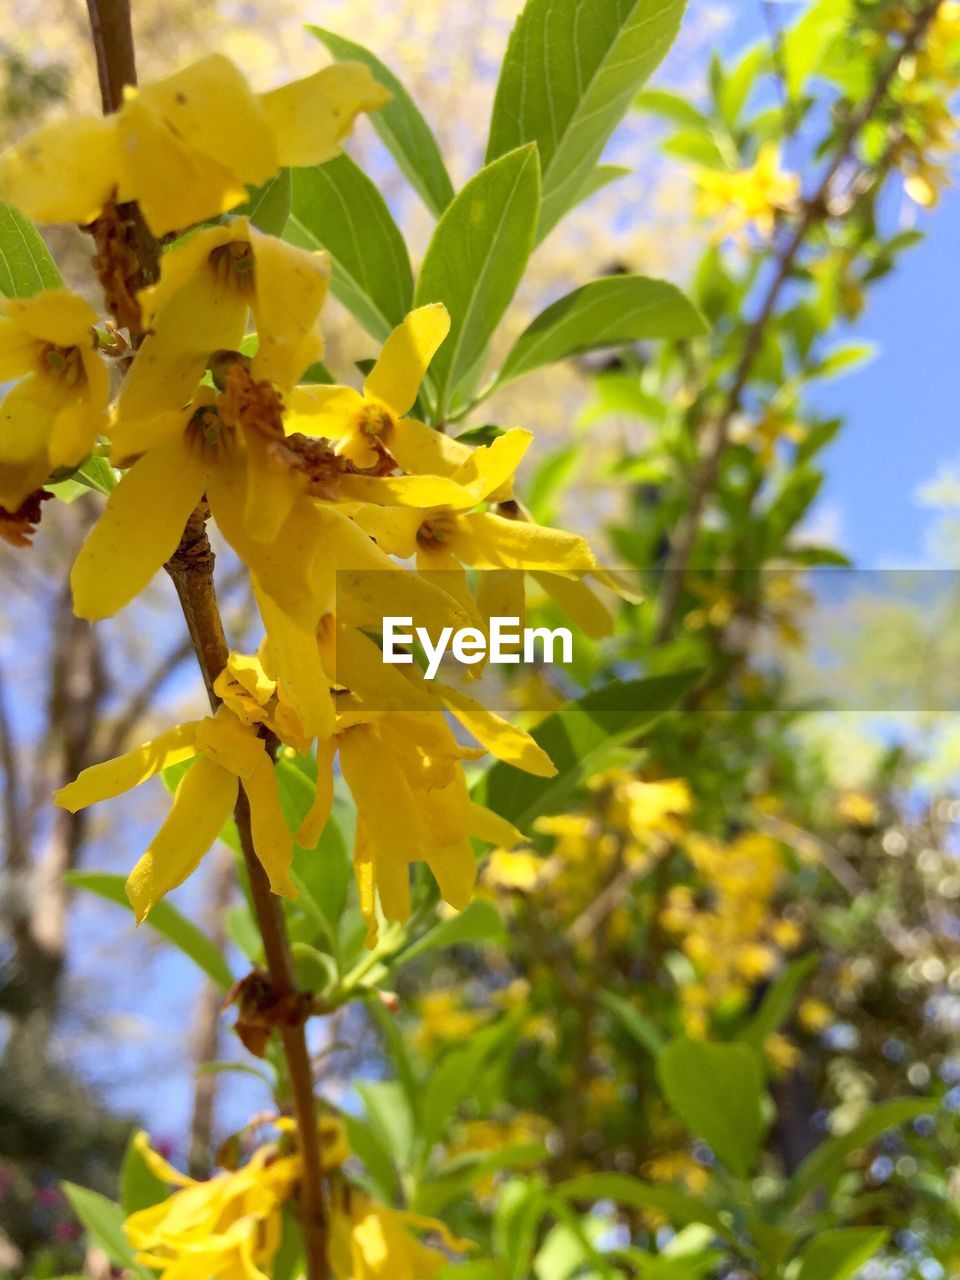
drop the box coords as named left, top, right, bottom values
left=54, top=705, right=294, bottom=921
left=695, top=143, right=800, bottom=241
left=328, top=1184, right=472, bottom=1280
left=0, top=290, right=109, bottom=510
left=0, top=54, right=390, bottom=235
left=126, top=1119, right=347, bottom=1280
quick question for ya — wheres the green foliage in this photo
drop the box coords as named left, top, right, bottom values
left=64, top=871, right=233, bottom=990
left=0, top=199, right=61, bottom=296
left=287, top=157, right=413, bottom=339
left=414, top=145, right=541, bottom=414
left=487, top=0, right=687, bottom=237
left=308, top=27, right=455, bottom=216
left=656, top=1037, right=769, bottom=1178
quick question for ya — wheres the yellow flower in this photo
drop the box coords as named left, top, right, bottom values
left=0, top=289, right=108, bottom=509
left=112, top=219, right=330, bottom=460
left=695, top=143, right=799, bottom=241
left=483, top=849, right=545, bottom=893
left=328, top=1183, right=473, bottom=1280
left=0, top=54, right=390, bottom=235
left=287, top=305, right=462, bottom=471
left=414, top=989, right=489, bottom=1054
left=798, top=997, right=835, bottom=1034
left=127, top=1119, right=347, bottom=1280
left=54, top=705, right=295, bottom=921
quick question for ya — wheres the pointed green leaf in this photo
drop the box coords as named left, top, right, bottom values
left=555, top=1173, right=731, bottom=1239
left=61, top=1184, right=139, bottom=1271
left=287, top=156, right=413, bottom=340
left=487, top=0, right=687, bottom=239
left=414, top=145, right=540, bottom=414
left=0, top=201, right=61, bottom=297
left=740, top=954, right=818, bottom=1050
left=472, top=670, right=701, bottom=831
left=783, top=1099, right=933, bottom=1210
left=794, top=1228, right=888, bottom=1280
left=235, top=170, right=292, bottom=236
left=308, top=27, right=455, bottom=216
left=64, top=870, right=233, bottom=990
left=495, top=276, right=706, bottom=389
left=401, top=898, right=507, bottom=963
left=657, top=1037, right=769, bottom=1178
left=120, top=1133, right=168, bottom=1217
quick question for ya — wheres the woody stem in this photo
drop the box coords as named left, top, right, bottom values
left=165, top=514, right=329, bottom=1280
left=84, top=5, right=328, bottom=1276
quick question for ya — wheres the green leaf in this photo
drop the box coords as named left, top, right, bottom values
left=420, top=1019, right=519, bottom=1155
left=495, top=276, right=707, bottom=389
left=287, top=157, right=413, bottom=340
left=64, top=870, right=233, bottom=991
left=633, top=89, right=712, bottom=132
left=472, top=670, right=701, bottom=831
left=600, top=990, right=667, bottom=1057
left=307, top=27, right=455, bottom=217
left=740, top=954, right=818, bottom=1050
left=344, top=1112, right=403, bottom=1201
left=487, top=0, right=687, bottom=239
left=414, top=145, right=540, bottom=414
left=571, top=164, right=632, bottom=208
left=235, top=170, right=292, bottom=236
left=401, top=898, right=507, bottom=963
left=120, top=1133, right=168, bottom=1217
left=656, top=1037, right=768, bottom=1178
left=794, top=1228, right=888, bottom=1280
left=783, top=1099, right=933, bottom=1211
left=0, top=201, right=61, bottom=297
left=554, top=1173, right=732, bottom=1239
left=61, top=1183, right=139, bottom=1271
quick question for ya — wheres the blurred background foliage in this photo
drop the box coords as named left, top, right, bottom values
left=1, top=1, right=960, bottom=1278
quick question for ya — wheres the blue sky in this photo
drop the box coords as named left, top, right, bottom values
left=721, top=5, right=960, bottom=566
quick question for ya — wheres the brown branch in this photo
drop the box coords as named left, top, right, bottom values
left=165, top=517, right=329, bottom=1280
left=85, top=0, right=137, bottom=113
left=83, top=3, right=327, bottom=1271
left=654, top=0, right=944, bottom=642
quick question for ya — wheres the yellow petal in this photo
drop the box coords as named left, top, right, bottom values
left=260, top=63, right=391, bottom=168
left=132, top=54, right=276, bottom=189
left=0, top=320, right=40, bottom=381
left=126, top=755, right=238, bottom=922
left=434, top=682, right=557, bottom=777
left=242, top=752, right=296, bottom=898
left=295, top=737, right=337, bottom=848
left=336, top=472, right=478, bottom=508
left=386, top=415, right=473, bottom=478
left=195, top=708, right=265, bottom=780
left=119, top=93, right=250, bottom=237
left=456, top=511, right=598, bottom=571
left=70, top=437, right=207, bottom=620
left=415, top=543, right=484, bottom=627
left=131, top=1132, right=195, bottom=1189
left=364, top=304, right=450, bottom=417
left=284, top=383, right=365, bottom=439
left=343, top=501, right=421, bottom=558
left=450, top=428, right=531, bottom=503
left=242, top=428, right=300, bottom=543
left=48, top=394, right=102, bottom=471
left=0, top=380, right=54, bottom=510
left=254, top=577, right=335, bottom=741
left=250, top=227, right=329, bottom=387
left=340, top=724, right=419, bottom=868
left=54, top=722, right=200, bottom=812
left=0, top=116, right=122, bottom=225
left=477, top=568, right=525, bottom=633
left=335, top=625, right=436, bottom=712
left=531, top=571, right=612, bottom=639
left=3, top=289, right=98, bottom=345
left=468, top=802, right=526, bottom=849
left=119, top=230, right=248, bottom=428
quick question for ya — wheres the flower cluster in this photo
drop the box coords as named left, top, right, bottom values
left=1, top=53, right=622, bottom=944
left=127, top=1120, right=470, bottom=1280
left=693, top=143, right=800, bottom=242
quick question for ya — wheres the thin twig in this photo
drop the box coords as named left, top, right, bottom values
left=655, top=1, right=943, bottom=641
left=165, top=517, right=329, bottom=1280
left=83, top=3, right=328, bottom=1272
